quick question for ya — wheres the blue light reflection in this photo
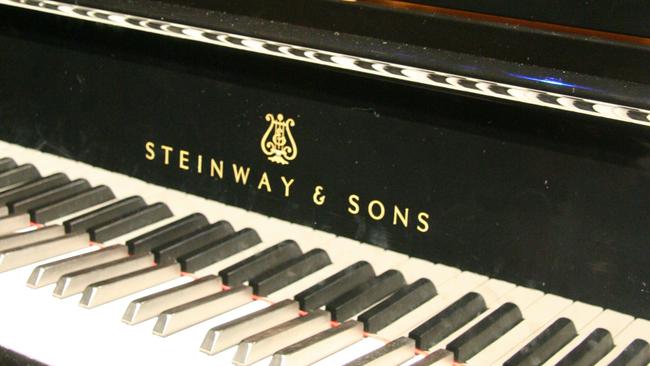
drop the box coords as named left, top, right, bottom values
left=508, top=73, right=593, bottom=91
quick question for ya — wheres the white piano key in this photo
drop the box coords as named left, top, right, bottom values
left=427, top=276, right=514, bottom=334
left=0, top=140, right=646, bottom=366
left=201, top=299, right=300, bottom=355
left=270, top=320, right=365, bottom=366
left=435, top=271, right=489, bottom=298
left=191, top=217, right=323, bottom=283
left=100, top=214, right=186, bottom=246
left=370, top=250, right=410, bottom=273
left=0, top=213, right=31, bottom=235
left=332, top=237, right=409, bottom=274
left=429, top=285, right=541, bottom=352
left=27, top=244, right=129, bottom=288
left=45, top=198, right=120, bottom=228
left=0, top=225, right=65, bottom=251
left=412, top=274, right=512, bottom=346
left=236, top=223, right=338, bottom=280
left=202, top=200, right=249, bottom=226
left=374, top=262, right=468, bottom=340
left=264, top=239, right=371, bottom=302
left=53, top=253, right=155, bottom=298
left=396, top=258, right=461, bottom=285
left=383, top=274, right=489, bottom=346
left=123, top=274, right=222, bottom=324
left=0, top=246, right=122, bottom=365
left=344, top=336, right=416, bottom=366
left=153, top=285, right=253, bottom=337
left=492, top=301, right=603, bottom=365
left=264, top=258, right=358, bottom=302
left=308, top=236, right=362, bottom=261
left=192, top=217, right=303, bottom=278
left=466, top=294, right=572, bottom=365
left=406, top=349, right=455, bottom=366
left=473, top=278, right=518, bottom=308
left=193, top=219, right=334, bottom=279
left=373, top=297, right=439, bottom=341
left=79, top=262, right=182, bottom=308
left=287, top=224, right=336, bottom=247
left=233, top=309, right=332, bottom=365
left=557, top=302, right=606, bottom=332
left=541, top=309, right=635, bottom=366
left=314, top=337, right=387, bottom=366
left=0, top=233, right=90, bottom=272
left=594, top=318, right=650, bottom=366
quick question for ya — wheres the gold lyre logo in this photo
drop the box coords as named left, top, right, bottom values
left=260, top=113, right=298, bottom=165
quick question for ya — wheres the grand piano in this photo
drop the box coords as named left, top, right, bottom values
left=0, top=1, right=649, bottom=365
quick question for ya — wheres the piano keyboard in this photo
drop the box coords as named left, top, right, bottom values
left=0, top=139, right=647, bottom=366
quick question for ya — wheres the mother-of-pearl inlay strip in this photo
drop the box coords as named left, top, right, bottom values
left=2, top=0, right=650, bottom=127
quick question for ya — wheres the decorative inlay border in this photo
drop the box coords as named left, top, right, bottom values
left=2, top=0, right=650, bottom=126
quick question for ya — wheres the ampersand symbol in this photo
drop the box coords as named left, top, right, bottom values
left=312, top=186, right=326, bottom=206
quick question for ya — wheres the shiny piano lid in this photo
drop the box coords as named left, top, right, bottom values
left=1, top=0, right=649, bottom=126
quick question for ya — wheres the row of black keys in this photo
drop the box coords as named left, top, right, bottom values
left=0, top=159, right=515, bottom=362
left=410, top=293, right=650, bottom=365
left=0, top=166, right=170, bottom=241
left=0, top=162, right=115, bottom=223
left=0, top=159, right=648, bottom=365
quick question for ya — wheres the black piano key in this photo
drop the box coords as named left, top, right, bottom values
left=63, top=196, right=146, bottom=234
left=409, top=292, right=487, bottom=349
left=325, top=269, right=406, bottom=321
left=0, top=173, right=69, bottom=206
left=249, top=249, right=332, bottom=296
left=0, top=157, right=16, bottom=173
left=555, top=328, right=614, bottom=366
left=153, top=220, right=234, bottom=265
left=126, top=213, right=208, bottom=255
left=0, top=164, right=40, bottom=189
left=218, top=240, right=303, bottom=286
left=357, top=278, right=436, bottom=333
left=178, top=228, right=261, bottom=272
left=294, top=261, right=375, bottom=312
left=8, top=179, right=90, bottom=215
left=446, top=302, right=523, bottom=362
left=608, top=339, right=650, bottom=366
left=87, top=202, right=173, bottom=242
left=504, top=317, right=577, bottom=366
left=29, top=185, right=115, bottom=223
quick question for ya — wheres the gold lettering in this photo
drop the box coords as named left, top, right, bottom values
left=347, top=194, right=360, bottom=214
left=142, top=144, right=432, bottom=235
left=161, top=145, right=173, bottom=165
left=368, top=200, right=386, bottom=220
left=313, top=186, right=326, bottom=206
left=145, top=141, right=155, bottom=160
left=179, top=149, right=190, bottom=171
left=232, top=164, right=251, bottom=184
left=210, top=159, right=224, bottom=179
left=280, top=176, right=295, bottom=197
left=417, top=212, right=430, bottom=233
left=393, top=206, right=409, bottom=228
left=197, top=154, right=203, bottom=174
left=257, top=172, right=272, bottom=192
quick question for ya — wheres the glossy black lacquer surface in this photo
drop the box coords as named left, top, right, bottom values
left=0, top=5, right=649, bottom=320
left=412, top=0, right=650, bottom=37
left=74, top=0, right=650, bottom=109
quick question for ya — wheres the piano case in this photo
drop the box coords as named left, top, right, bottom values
left=0, top=0, right=649, bottom=364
